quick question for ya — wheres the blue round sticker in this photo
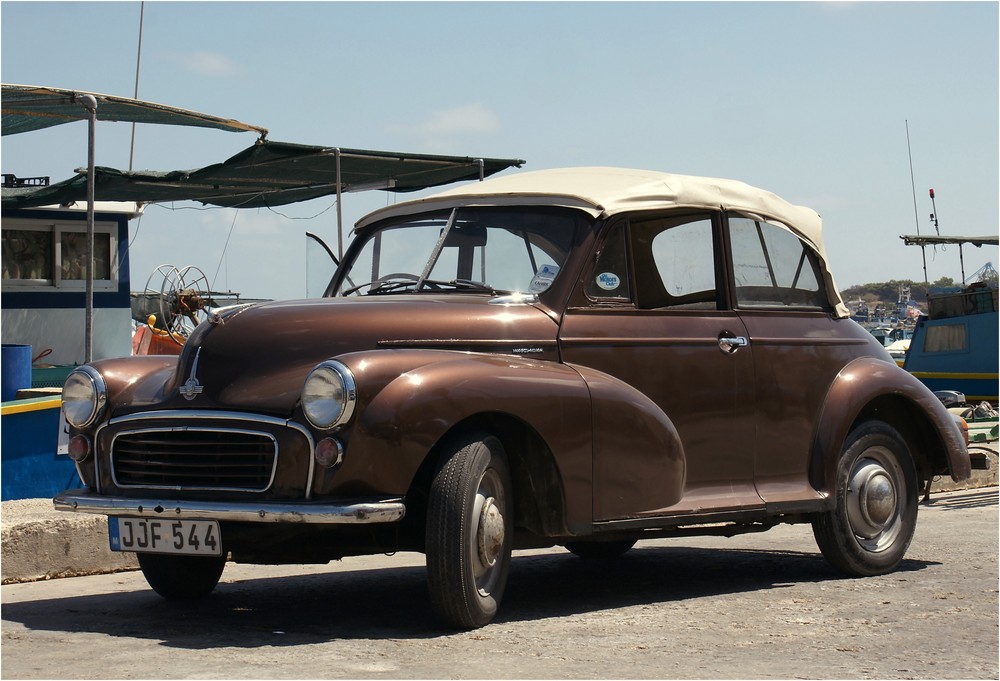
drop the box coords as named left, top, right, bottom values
left=596, top=272, right=620, bottom=290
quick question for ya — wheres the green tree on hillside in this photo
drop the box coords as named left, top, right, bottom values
left=841, top=277, right=958, bottom=305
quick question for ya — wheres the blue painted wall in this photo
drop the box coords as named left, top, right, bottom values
left=1, top=402, right=81, bottom=500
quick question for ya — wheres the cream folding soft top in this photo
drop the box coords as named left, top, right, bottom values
left=357, top=167, right=848, bottom=317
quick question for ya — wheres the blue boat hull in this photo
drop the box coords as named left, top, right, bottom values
left=1, top=397, right=81, bottom=501
left=904, top=300, right=998, bottom=403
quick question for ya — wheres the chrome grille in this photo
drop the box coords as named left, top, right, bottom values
left=111, top=427, right=277, bottom=492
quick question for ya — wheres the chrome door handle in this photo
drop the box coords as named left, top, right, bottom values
left=718, top=336, right=749, bottom=354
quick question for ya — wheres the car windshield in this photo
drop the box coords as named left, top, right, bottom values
left=332, top=206, right=583, bottom=297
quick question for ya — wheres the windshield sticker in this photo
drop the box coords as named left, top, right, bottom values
left=529, top=264, right=559, bottom=292
left=596, top=272, right=621, bottom=291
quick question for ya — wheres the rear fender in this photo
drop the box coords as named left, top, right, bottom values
left=811, top=357, right=971, bottom=495
left=568, top=362, right=686, bottom=518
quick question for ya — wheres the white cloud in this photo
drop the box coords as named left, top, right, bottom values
left=419, top=103, right=501, bottom=136
left=171, top=51, right=240, bottom=77
left=385, top=102, right=501, bottom=145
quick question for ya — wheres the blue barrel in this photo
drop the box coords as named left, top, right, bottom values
left=1, top=344, right=32, bottom=401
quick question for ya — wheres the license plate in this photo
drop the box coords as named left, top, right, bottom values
left=109, top=517, right=222, bottom=557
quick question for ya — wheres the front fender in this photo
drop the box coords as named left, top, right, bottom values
left=86, top=355, right=179, bottom=418
left=336, top=351, right=594, bottom=530
left=812, top=356, right=971, bottom=495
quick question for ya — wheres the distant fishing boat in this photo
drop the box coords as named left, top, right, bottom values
left=900, top=235, right=998, bottom=404
left=904, top=281, right=998, bottom=403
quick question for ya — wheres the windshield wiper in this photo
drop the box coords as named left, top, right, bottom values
left=342, top=279, right=417, bottom=296
left=367, top=280, right=420, bottom=295
left=448, top=279, right=499, bottom=294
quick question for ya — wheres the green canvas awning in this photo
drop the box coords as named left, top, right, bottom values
left=2, top=84, right=268, bottom=136
left=1, top=141, right=525, bottom=209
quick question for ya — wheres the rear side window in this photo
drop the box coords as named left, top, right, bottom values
left=729, top=216, right=828, bottom=310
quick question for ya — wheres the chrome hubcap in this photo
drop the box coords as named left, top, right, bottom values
left=846, top=452, right=902, bottom=551
left=477, top=497, right=505, bottom=567
left=471, top=468, right=507, bottom=596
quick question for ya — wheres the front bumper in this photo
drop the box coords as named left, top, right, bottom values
left=53, top=489, right=406, bottom=524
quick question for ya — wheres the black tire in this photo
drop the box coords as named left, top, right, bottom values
left=565, top=539, right=636, bottom=559
left=812, top=420, right=918, bottom=576
left=137, top=553, right=226, bottom=600
left=426, top=433, right=513, bottom=629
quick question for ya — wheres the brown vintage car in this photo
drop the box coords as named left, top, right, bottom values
left=55, top=167, right=971, bottom=629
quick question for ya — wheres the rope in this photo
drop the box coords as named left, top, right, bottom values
left=211, top=209, right=240, bottom=292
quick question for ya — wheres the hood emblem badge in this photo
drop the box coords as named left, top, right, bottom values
left=179, top=347, right=204, bottom=401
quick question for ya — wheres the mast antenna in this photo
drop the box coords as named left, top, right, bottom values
left=906, top=120, right=929, bottom=283
left=129, top=1, right=145, bottom=172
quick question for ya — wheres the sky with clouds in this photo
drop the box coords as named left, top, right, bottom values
left=2, top=1, right=997, bottom=300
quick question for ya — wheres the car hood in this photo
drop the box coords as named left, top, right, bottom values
left=157, top=295, right=560, bottom=414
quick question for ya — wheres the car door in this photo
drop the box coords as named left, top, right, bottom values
left=559, top=212, right=763, bottom=522
left=726, top=213, right=848, bottom=511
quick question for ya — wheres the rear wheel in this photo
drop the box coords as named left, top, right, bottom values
left=812, top=420, right=918, bottom=576
left=137, top=553, right=226, bottom=599
left=426, top=433, right=513, bottom=629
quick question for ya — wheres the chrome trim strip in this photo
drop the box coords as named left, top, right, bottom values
left=110, top=426, right=279, bottom=493
left=53, top=490, right=406, bottom=524
left=376, top=338, right=557, bottom=349
left=108, top=410, right=299, bottom=427
left=489, top=292, right=538, bottom=305
left=97, top=410, right=317, bottom=500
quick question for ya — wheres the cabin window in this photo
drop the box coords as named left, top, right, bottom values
left=630, top=214, right=718, bottom=310
left=923, top=323, right=967, bottom=353
left=2, top=228, right=53, bottom=281
left=60, top=230, right=112, bottom=281
left=1, top=220, right=118, bottom=291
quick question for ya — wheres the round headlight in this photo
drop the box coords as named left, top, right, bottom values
left=62, top=366, right=107, bottom=429
left=301, top=360, right=356, bottom=430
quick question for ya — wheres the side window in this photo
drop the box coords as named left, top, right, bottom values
left=1, top=221, right=118, bottom=290
left=631, top=215, right=717, bottom=309
left=923, top=324, right=967, bottom=353
left=586, top=224, right=631, bottom=301
left=729, top=215, right=828, bottom=310
left=61, top=231, right=112, bottom=281
left=2, top=228, right=53, bottom=281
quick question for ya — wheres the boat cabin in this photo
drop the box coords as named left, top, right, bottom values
left=2, top=201, right=139, bottom=371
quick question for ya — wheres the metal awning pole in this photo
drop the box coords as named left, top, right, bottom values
left=335, top=148, right=343, bottom=259
left=81, top=94, right=98, bottom=363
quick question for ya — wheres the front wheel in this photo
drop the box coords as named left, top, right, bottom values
left=426, top=433, right=513, bottom=629
left=812, top=420, right=918, bottom=576
left=137, top=553, right=226, bottom=599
